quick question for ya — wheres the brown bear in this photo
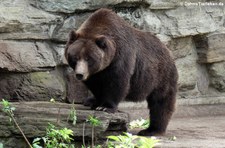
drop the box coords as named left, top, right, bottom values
left=65, top=8, right=178, bottom=136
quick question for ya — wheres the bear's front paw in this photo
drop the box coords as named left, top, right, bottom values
left=138, top=128, right=165, bottom=136
left=83, top=97, right=96, bottom=107
left=95, top=106, right=117, bottom=113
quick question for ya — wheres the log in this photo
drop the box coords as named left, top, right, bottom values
left=0, top=101, right=129, bottom=147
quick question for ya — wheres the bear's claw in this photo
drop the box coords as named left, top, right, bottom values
left=95, top=106, right=116, bottom=113
left=96, top=107, right=106, bottom=111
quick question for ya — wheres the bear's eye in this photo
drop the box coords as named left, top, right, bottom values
left=85, top=56, right=94, bottom=66
left=68, top=57, right=77, bottom=70
left=84, top=57, right=89, bottom=61
left=95, top=36, right=107, bottom=49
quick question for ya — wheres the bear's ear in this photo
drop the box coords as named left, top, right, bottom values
left=65, top=30, right=78, bottom=60
left=67, top=30, right=78, bottom=46
left=95, top=35, right=107, bottom=49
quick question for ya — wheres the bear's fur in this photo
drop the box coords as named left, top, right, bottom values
left=65, top=8, right=178, bottom=136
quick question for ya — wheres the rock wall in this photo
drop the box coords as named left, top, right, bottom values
left=0, top=0, right=225, bottom=103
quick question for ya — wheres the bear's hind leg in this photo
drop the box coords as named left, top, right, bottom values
left=138, top=90, right=176, bottom=136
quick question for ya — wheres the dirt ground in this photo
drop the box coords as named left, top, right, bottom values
left=122, top=104, right=225, bottom=148
left=160, top=115, right=225, bottom=148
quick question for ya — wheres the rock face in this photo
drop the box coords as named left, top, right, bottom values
left=0, top=0, right=225, bottom=101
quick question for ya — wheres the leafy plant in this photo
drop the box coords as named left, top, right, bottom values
left=107, top=132, right=159, bottom=148
left=0, top=99, right=32, bottom=148
left=129, top=118, right=150, bottom=129
left=85, top=116, right=101, bottom=148
left=1, top=99, right=15, bottom=122
left=87, top=116, right=101, bottom=127
left=32, top=123, right=75, bottom=148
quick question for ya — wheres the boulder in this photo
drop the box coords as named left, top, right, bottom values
left=52, top=44, right=68, bottom=66
left=30, top=0, right=146, bottom=13
left=196, top=64, right=210, bottom=95
left=52, top=14, right=90, bottom=42
left=0, top=41, right=56, bottom=72
left=169, top=37, right=198, bottom=93
left=168, top=37, right=193, bottom=59
left=205, top=6, right=225, bottom=28
left=194, top=33, right=225, bottom=63
left=208, top=62, right=225, bottom=92
left=175, top=48, right=198, bottom=92
left=117, top=8, right=144, bottom=30
left=0, top=72, right=65, bottom=101
left=143, top=10, right=162, bottom=34
left=163, top=6, right=218, bottom=37
left=150, top=1, right=178, bottom=10
left=0, top=0, right=62, bottom=40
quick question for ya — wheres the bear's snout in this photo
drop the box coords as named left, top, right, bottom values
left=76, top=74, right=84, bottom=80
left=75, top=59, right=89, bottom=81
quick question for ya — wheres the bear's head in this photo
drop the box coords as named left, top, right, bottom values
left=65, top=30, right=116, bottom=81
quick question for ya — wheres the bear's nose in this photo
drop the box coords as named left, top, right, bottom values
left=76, top=74, right=84, bottom=80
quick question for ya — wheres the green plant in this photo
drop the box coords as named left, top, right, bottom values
left=67, top=100, right=77, bottom=126
left=81, top=145, right=102, bottom=148
left=107, top=132, right=159, bottom=148
left=87, top=116, right=101, bottom=127
left=68, top=107, right=77, bottom=126
left=82, top=122, right=86, bottom=148
left=129, top=118, right=150, bottom=129
left=1, top=99, right=15, bottom=122
left=85, top=115, right=101, bottom=148
left=32, top=123, right=74, bottom=148
left=0, top=99, right=32, bottom=148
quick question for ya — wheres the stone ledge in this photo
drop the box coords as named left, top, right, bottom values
left=119, top=96, right=225, bottom=120
left=119, top=96, right=225, bottom=109
left=119, top=97, right=225, bottom=121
